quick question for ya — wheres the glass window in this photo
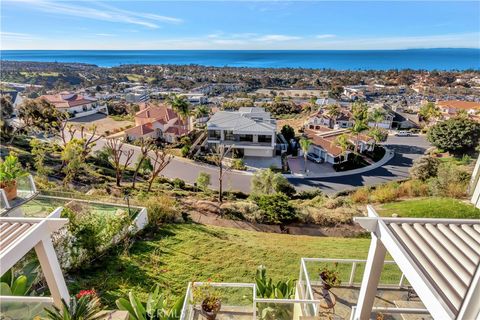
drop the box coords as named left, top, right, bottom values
left=224, top=130, right=234, bottom=140
left=258, top=135, right=272, bottom=143
left=208, top=130, right=221, bottom=139
left=239, top=134, right=253, bottom=142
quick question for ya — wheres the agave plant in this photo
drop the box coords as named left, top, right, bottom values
left=116, top=285, right=183, bottom=320
left=0, top=262, right=39, bottom=296
left=44, top=295, right=104, bottom=320
left=255, top=265, right=296, bottom=320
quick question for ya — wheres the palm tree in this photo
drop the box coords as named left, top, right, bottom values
left=367, top=127, right=387, bottom=150
left=299, top=137, right=312, bottom=173
left=333, top=133, right=351, bottom=160
left=418, top=102, right=441, bottom=123
left=349, top=121, right=368, bottom=154
left=325, top=104, right=341, bottom=127
left=369, top=108, right=385, bottom=128
left=167, top=94, right=190, bottom=130
left=194, top=105, right=209, bottom=119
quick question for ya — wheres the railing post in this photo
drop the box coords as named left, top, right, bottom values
left=28, top=174, right=37, bottom=193
left=399, top=274, right=405, bottom=288
left=252, top=283, right=257, bottom=320
left=349, top=262, right=357, bottom=286
left=0, top=189, right=10, bottom=209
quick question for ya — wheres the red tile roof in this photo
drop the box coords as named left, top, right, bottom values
left=125, top=123, right=154, bottom=136
left=40, top=93, right=96, bottom=109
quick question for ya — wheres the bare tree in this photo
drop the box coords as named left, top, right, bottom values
left=147, top=146, right=173, bottom=192
left=61, top=123, right=103, bottom=159
left=132, top=138, right=155, bottom=188
left=105, top=138, right=135, bottom=187
left=210, top=144, right=233, bottom=203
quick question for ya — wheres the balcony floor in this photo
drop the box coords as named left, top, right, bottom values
left=312, top=285, right=432, bottom=320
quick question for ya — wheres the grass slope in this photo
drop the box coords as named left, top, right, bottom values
left=377, top=197, right=480, bottom=219
left=68, top=223, right=372, bottom=307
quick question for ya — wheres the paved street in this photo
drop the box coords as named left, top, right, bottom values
left=67, top=130, right=430, bottom=195
left=288, top=135, right=431, bottom=195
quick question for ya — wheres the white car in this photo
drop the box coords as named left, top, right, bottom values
left=395, top=131, right=412, bottom=137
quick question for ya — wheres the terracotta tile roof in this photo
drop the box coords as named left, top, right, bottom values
left=40, top=93, right=96, bottom=109
left=437, top=100, right=480, bottom=111
left=136, top=104, right=185, bottom=126
left=125, top=123, right=154, bottom=136
left=311, top=135, right=344, bottom=157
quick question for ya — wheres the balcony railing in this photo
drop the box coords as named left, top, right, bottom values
left=179, top=282, right=320, bottom=320
left=0, top=174, right=38, bottom=215
left=0, top=296, right=54, bottom=319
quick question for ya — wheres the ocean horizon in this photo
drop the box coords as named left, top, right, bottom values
left=1, top=48, right=479, bottom=70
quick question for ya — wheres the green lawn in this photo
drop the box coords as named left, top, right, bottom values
left=68, top=223, right=378, bottom=307
left=377, top=197, right=480, bottom=219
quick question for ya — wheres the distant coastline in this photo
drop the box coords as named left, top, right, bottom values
left=1, top=48, right=479, bottom=70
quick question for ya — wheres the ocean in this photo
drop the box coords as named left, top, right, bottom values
left=1, top=49, right=479, bottom=70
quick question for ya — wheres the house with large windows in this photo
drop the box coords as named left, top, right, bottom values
left=206, top=107, right=276, bottom=157
left=40, top=92, right=108, bottom=119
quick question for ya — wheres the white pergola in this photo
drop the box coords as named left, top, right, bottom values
left=352, top=206, right=480, bottom=320
left=0, top=207, right=70, bottom=308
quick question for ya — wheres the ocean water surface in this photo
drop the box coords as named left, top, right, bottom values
left=1, top=49, right=479, bottom=70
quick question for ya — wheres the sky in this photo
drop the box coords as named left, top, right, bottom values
left=1, top=0, right=479, bottom=50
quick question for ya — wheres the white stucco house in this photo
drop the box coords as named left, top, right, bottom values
left=40, top=92, right=108, bottom=119
left=206, top=107, right=276, bottom=157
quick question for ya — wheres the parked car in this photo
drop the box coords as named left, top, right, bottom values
left=395, top=131, right=412, bottom=137
left=307, top=152, right=323, bottom=163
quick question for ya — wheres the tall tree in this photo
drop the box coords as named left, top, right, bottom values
left=350, top=102, right=369, bottom=154
left=17, top=98, right=66, bottom=135
left=333, top=133, right=351, bottom=159
left=147, top=145, right=173, bottom=192
left=194, top=105, right=209, bottom=119
left=210, top=144, right=232, bottom=203
left=61, top=139, right=85, bottom=186
left=299, top=137, right=312, bottom=173
left=325, top=104, right=341, bottom=121
left=105, top=139, right=135, bottom=187
left=131, top=138, right=155, bottom=188
left=167, top=94, right=190, bottom=130
left=427, top=118, right=480, bottom=155
left=60, top=124, right=103, bottom=160
left=0, top=95, right=14, bottom=138
left=367, top=127, right=387, bottom=149
left=368, top=108, right=386, bottom=128
left=419, top=102, right=441, bottom=123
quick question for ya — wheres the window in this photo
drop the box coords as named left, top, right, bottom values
left=258, top=135, right=272, bottom=143
left=208, top=130, right=221, bottom=140
left=224, top=130, right=234, bottom=140
left=239, top=134, right=253, bottom=142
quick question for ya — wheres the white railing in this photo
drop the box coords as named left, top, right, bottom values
left=179, top=281, right=320, bottom=320
left=300, top=258, right=407, bottom=289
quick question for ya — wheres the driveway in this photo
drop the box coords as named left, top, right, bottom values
left=288, top=135, right=431, bottom=195
left=288, top=157, right=336, bottom=176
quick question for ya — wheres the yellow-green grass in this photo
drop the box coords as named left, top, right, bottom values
left=377, top=197, right=480, bottom=219
left=19, top=71, right=60, bottom=77
left=68, top=223, right=383, bottom=307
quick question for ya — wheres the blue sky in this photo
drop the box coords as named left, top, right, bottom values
left=1, top=1, right=479, bottom=50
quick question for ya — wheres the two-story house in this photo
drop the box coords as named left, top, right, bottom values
left=40, top=92, right=108, bottom=119
left=206, top=107, right=276, bottom=157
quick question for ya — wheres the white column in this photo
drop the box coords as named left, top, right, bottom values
left=353, top=234, right=386, bottom=320
left=35, top=238, right=70, bottom=308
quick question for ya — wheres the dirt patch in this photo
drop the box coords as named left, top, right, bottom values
left=68, top=113, right=134, bottom=136
left=187, top=210, right=365, bottom=237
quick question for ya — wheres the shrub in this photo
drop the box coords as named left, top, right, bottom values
left=371, top=183, right=399, bottom=203
left=145, top=195, right=180, bottom=225
left=172, top=178, right=186, bottom=189
left=231, top=158, right=247, bottom=170
left=429, top=162, right=470, bottom=198
left=196, top=172, right=211, bottom=191
left=324, top=197, right=346, bottom=209
left=181, top=145, right=190, bottom=157
left=254, top=193, right=296, bottom=224
left=302, top=206, right=356, bottom=226
left=409, top=155, right=439, bottom=181
left=295, top=189, right=323, bottom=200
left=350, top=187, right=370, bottom=204
left=396, top=180, right=430, bottom=198
left=220, top=201, right=260, bottom=221
left=251, top=169, right=296, bottom=197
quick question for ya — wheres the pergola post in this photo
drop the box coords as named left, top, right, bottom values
left=35, top=237, right=70, bottom=308
left=353, top=233, right=386, bottom=320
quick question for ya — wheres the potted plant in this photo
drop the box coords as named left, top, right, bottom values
left=319, top=265, right=341, bottom=291
left=192, top=281, right=221, bottom=320
left=44, top=290, right=104, bottom=320
left=0, top=153, right=27, bottom=201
